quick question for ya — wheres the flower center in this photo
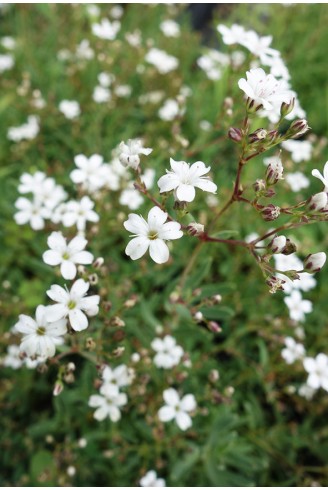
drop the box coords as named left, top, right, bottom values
left=36, top=326, right=46, bottom=336
left=62, top=252, right=70, bottom=260
left=148, top=230, right=158, bottom=240
left=68, top=300, right=76, bottom=310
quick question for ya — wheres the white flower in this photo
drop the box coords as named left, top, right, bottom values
left=0, top=53, right=14, bottom=72
left=281, top=272, right=316, bottom=295
left=59, top=100, right=80, bottom=119
left=14, top=197, right=50, bottom=230
left=303, top=354, right=328, bottom=392
left=1, top=36, right=16, bottom=50
left=7, top=115, right=39, bottom=142
left=125, top=30, right=142, bottom=47
left=158, top=158, right=217, bottom=202
left=269, top=235, right=287, bottom=254
left=242, top=32, right=280, bottom=66
left=151, top=335, right=184, bottom=369
left=124, top=206, right=183, bottom=264
left=70, top=154, right=107, bottom=192
left=88, top=392, right=127, bottom=421
left=281, top=337, right=305, bottom=364
left=145, top=48, right=179, bottom=74
left=309, top=192, right=328, bottom=212
left=43, top=232, right=94, bottom=280
left=101, top=364, right=134, bottom=397
left=62, top=196, right=99, bottom=231
left=98, top=72, right=114, bottom=87
left=303, top=252, right=326, bottom=273
left=158, top=388, right=196, bottom=431
left=312, top=161, right=328, bottom=192
left=93, top=85, right=111, bottom=103
left=118, top=139, right=153, bottom=170
left=281, top=140, right=312, bottom=163
left=197, top=49, right=229, bottom=80
left=92, top=18, right=120, bottom=40
left=238, top=68, right=292, bottom=110
left=110, top=5, right=123, bottom=19
left=158, top=99, right=182, bottom=121
left=75, top=39, right=94, bottom=60
left=160, top=19, right=180, bottom=38
left=285, top=172, right=310, bottom=192
left=284, top=290, right=312, bottom=322
left=46, top=279, right=100, bottom=331
left=298, top=384, right=316, bottom=400
left=217, top=23, right=250, bottom=46
left=114, top=84, right=132, bottom=98
left=18, top=174, right=66, bottom=211
left=15, top=305, right=67, bottom=359
left=140, top=470, right=166, bottom=487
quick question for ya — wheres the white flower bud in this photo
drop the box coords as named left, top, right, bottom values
left=303, top=252, right=326, bottom=273
left=187, top=222, right=204, bottom=236
left=194, top=311, right=203, bottom=322
left=268, top=235, right=287, bottom=254
left=53, top=380, right=64, bottom=397
left=308, top=192, right=328, bottom=212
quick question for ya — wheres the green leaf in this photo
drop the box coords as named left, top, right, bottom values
left=171, top=445, right=201, bottom=482
left=30, top=450, right=56, bottom=486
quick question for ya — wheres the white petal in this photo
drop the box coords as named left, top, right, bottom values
left=176, top=411, right=192, bottom=431
left=74, top=154, right=88, bottom=169
left=124, top=213, right=149, bottom=235
left=71, top=251, right=94, bottom=264
left=43, top=250, right=62, bottom=266
left=108, top=406, right=121, bottom=422
left=147, top=206, right=168, bottom=229
left=189, top=161, right=210, bottom=178
left=238, top=78, right=254, bottom=99
left=94, top=405, right=109, bottom=421
left=180, top=394, right=197, bottom=412
left=70, top=279, right=89, bottom=299
left=47, top=284, right=69, bottom=303
left=78, top=295, right=100, bottom=312
left=68, top=235, right=88, bottom=253
left=163, top=388, right=180, bottom=406
left=149, top=239, right=170, bottom=264
left=70, top=169, right=85, bottom=184
left=125, top=236, right=149, bottom=260
left=157, top=174, right=179, bottom=193
left=15, top=315, right=36, bottom=334
left=88, top=394, right=104, bottom=408
left=69, top=308, right=89, bottom=331
left=47, top=231, right=66, bottom=251
left=194, top=178, right=217, bottom=194
left=45, top=304, right=68, bottom=322
left=176, top=184, right=196, bottom=202
left=158, top=221, right=183, bottom=240
left=60, top=260, right=77, bottom=280
left=158, top=405, right=175, bottom=422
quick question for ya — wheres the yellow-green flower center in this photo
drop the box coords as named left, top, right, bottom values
left=68, top=300, right=76, bottom=310
left=148, top=230, right=158, bottom=240
left=62, top=252, right=70, bottom=260
left=36, top=326, right=46, bottom=336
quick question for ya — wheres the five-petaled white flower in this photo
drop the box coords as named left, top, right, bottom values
left=70, top=154, right=107, bottom=192
left=46, top=279, right=100, bottom=331
left=151, top=335, right=184, bottom=369
left=62, top=196, right=99, bottom=232
left=59, top=100, right=81, bottom=119
left=15, top=305, right=67, bottom=359
left=303, top=353, right=328, bottom=392
left=238, top=68, right=292, bottom=111
left=14, top=197, right=51, bottom=230
left=43, top=232, right=94, bottom=280
left=91, top=18, right=121, bottom=40
left=157, top=158, right=217, bottom=202
left=281, top=337, right=305, bottom=364
left=101, top=364, right=134, bottom=397
left=124, top=206, right=183, bottom=264
left=118, top=139, right=153, bottom=170
left=140, top=470, right=166, bottom=487
left=284, top=290, right=312, bottom=323
left=312, top=161, right=328, bottom=191
left=88, top=391, right=127, bottom=422
left=158, top=388, right=196, bottom=431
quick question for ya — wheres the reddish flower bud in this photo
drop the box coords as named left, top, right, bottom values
left=249, top=128, right=267, bottom=143
left=261, top=204, right=280, bottom=221
left=280, top=98, right=295, bottom=118
left=228, top=127, right=243, bottom=142
left=303, top=252, right=326, bottom=273
left=308, top=192, right=328, bottom=212
left=288, top=119, right=310, bottom=139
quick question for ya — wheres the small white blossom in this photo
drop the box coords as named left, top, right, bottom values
left=145, top=48, right=179, bottom=74
left=303, top=354, right=328, bottom=392
left=93, top=85, right=111, bottom=103
left=242, top=31, right=280, bottom=66
left=298, top=383, right=316, bottom=400
left=59, top=100, right=80, bottom=119
left=46, top=279, right=100, bottom=331
left=281, top=140, right=312, bottom=163
left=158, top=158, right=217, bottom=202
left=0, top=53, right=14, bottom=72
left=238, top=68, right=292, bottom=110
left=70, top=154, right=108, bottom=192
left=114, top=84, right=132, bottom=98
left=158, top=99, right=182, bottom=121
left=43, top=232, right=94, bottom=280
left=151, top=335, right=184, bottom=369
left=312, top=161, right=328, bottom=192
left=1, top=36, right=16, bottom=50
left=62, top=196, right=99, bottom=232
left=158, top=388, right=196, bottom=431
left=118, top=139, right=152, bottom=170
left=14, top=197, right=50, bottom=230
left=281, top=337, right=305, bottom=364
left=101, top=364, right=134, bottom=397
left=140, top=470, right=166, bottom=487
left=197, top=49, right=229, bottom=80
left=124, top=206, right=183, bottom=264
left=88, top=392, right=127, bottom=422
left=217, top=23, right=251, bottom=46
left=160, top=19, right=180, bottom=38
left=15, top=305, right=67, bottom=359
left=92, top=18, right=120, bottom=40
left=284, top=290, right=312, bottom=322
left=7, top=115, right=39, bottom=142
left=285, top=172, right=310, bottom=192
left=76, top=39, right=94, bottom=60
left=303, top=252, right=326, bottom=273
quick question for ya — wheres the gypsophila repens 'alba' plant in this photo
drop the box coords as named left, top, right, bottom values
left=4, top=6, right=328, bottom=485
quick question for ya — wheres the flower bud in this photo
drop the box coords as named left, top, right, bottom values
left=93, top=257, right=104, bottom=269
left=303, top=252, right=326, bottom=273
left=281, top=238, right=297, bottom=255
left=53, top=380, right=64, bottom=397
left=267, top=129, right=279, bottom=144
left=253, top=179, right=266, bottom=192
left=288, top=119, right=310, bottom=139
left=228, top=127, right=243, bottom=142
left=212, top=294, right=222, bottom=304
left=266, top=276, right=286, bottom=294
left=194, top=311, right=203, bottom=322
left=119, top=153, right=140, bottom=169
left=208, top=321, right=222, bottom=333
left=246, top=97, right=262, bottom=113
left=268, top=235, right=287, bottom=254
left=266, top=158, right=284, bottom=185
left=261, top=204, right=280, bottom=221
left=187, top=222, right=204, bottom=236
left=280, top=98, right=295, bottom=118
left=209, top=369, right=220, bottom=383
left=263, top=188, right=276, bottom=198
left=249, top=128, right=267, bottom=143
left=308, top=192, right=328, bottom=212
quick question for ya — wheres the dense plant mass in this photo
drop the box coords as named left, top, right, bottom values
left=1, top=3, right=328, bottom=487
